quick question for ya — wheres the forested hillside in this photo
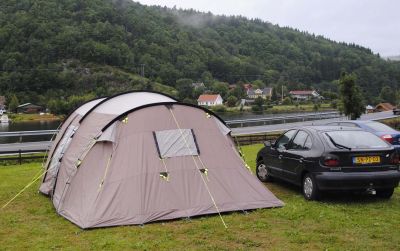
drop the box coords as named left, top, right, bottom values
left=1, top=0, right=400, bottom=112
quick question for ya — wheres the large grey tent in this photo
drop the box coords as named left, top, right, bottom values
left=40, top=91, right=283, bottom=229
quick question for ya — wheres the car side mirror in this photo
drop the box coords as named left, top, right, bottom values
left=264, top=140, right=275, bottom=148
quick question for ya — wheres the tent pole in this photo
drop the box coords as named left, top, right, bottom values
left=168, top=107, right=228, bottom=229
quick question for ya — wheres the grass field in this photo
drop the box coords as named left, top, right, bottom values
left=8, top=113, right=61, bottom=122
left=0, top=144, right=399, bottom=250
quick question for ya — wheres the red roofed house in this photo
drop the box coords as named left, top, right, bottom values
left=289, top=90, right=321, bottom=100
left=197, top=94, right=224, bottom=106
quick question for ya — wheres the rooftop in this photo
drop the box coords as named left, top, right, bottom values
left=197, top=94, right=221, bottom=102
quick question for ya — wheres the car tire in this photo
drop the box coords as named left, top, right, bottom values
left=302, top=173, right=320, bottom=201
left=256, top=161, right=273, bottom=182
left=376, top=188, right=394, bottom=199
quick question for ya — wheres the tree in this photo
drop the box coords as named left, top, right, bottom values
left=282, top=97, right=292, bottom=105
left=252, top=96, right=265, bottom=112
left=8, top=94, right=19, bottom=113
left=379, top=86, right=397, bottom=105
left=176, top=78, right=194, bottom=101
left=338, top=73, right=364, bottom=120
left=226, top=96, right=238, bottom=107
left=212, top=82, right=229, bottom=100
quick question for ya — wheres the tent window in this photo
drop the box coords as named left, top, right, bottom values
left=153, top=129, right=199, bottom=158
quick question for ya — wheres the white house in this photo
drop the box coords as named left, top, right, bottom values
left=247, top=87, right=273, bottom=99
left=197, top=94, right=224, bottom=106
left=289, top=90, right=321, bottom=100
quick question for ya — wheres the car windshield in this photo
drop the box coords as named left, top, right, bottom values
left=365, top=121, right=397, bottom=132
left=324, top=131, right=389, bottom=149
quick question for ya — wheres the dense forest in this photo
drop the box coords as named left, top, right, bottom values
left=1, top=0, right=400, bottom=113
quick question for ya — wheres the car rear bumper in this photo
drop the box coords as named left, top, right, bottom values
left=315, top=170, right=400, bottom=190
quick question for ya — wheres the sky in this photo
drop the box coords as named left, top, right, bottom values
left=135, top=0, right=400, bottom=57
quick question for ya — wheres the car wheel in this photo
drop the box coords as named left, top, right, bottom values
left=302, top=173, right=320, bottom=201
left=256, top=161, right=273, bottom=182
left=376, top=188, right=394, bottom=199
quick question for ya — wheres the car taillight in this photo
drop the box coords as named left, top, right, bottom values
left=381, top=134, right=393, bottom=144
left=324, top=157, right=339, bottom=167
left=390, top=153, right=400, bottom=164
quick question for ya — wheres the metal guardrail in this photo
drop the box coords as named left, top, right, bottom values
left=234, top=133, right=281, bottom=146
left=225, top=111, right=341, bottom=127
left=0, top=130, right=57, bottom=164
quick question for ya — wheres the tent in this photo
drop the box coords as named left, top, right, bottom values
left=40, top=91, right=283, bottom=229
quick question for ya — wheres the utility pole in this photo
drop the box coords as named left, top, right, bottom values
left=140, top=64, right=145, bottom=78
left=281, top=85, right=284, bottom=102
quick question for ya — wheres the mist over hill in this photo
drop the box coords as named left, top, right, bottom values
left=386, top=55, right=400, bottom=61
left=1, top=0, right=400, bottom=110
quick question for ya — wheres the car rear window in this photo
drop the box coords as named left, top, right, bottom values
left=324, top=131, right=389, bottom=149
left=365, top=121, right=397, bottom=132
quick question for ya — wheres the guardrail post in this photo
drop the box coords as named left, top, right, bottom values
left=19, top=149, right=22, bottom=165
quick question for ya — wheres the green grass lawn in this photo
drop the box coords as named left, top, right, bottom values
left=1, top=144, right=399, bottom=250
left=8, top=113, right=61, bottom=122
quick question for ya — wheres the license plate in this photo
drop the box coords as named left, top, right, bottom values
left=353, top=156, right=380, bottom=165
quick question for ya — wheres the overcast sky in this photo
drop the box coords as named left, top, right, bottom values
left=135, top=0, right=400, bottom=57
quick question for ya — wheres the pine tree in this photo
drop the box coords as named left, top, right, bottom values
left=338, top=73, right=364, bottom=120
left=8, top=94, right=19, bottom=113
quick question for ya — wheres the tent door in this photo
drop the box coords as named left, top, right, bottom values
left=48, top=125, right=78, bottom=195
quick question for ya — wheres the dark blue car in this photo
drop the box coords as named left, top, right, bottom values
left=326, top=121, right=400, bottom=147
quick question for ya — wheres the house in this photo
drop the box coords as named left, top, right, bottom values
left=228, top=84, right=237, bottom=90
left=197, top=94, right=224, bottom=106
left=16, top=103, right=44, bottom=114
left=375, top=102, right=395, bottom=112
left=365, top=105, right=375, bottom=114
left=289, top=90, right=321, bottom=100
left=247, top=87, right=273, bottom=99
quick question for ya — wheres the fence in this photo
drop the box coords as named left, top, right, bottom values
left=234, top=132, right=282, bottom=146
left=0, top=130, right=57, bottom=164
left=225, top=111, right=342, bottom=128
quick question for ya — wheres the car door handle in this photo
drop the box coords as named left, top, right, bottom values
left=278, top=155, right=283, bottom=159
left=299, top=157, right=304, bottom=163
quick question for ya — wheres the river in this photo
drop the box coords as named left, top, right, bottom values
left=0, top=120, right=61, bottom=144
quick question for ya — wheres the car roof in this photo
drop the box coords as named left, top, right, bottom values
left=298, top=125, right=364, bottom=133
left=327, top=120, right=375, bottom=125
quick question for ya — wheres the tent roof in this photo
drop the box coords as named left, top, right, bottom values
left=79, top=91, right=177, bottom=123
left=101, top=101, right=228, bottom=133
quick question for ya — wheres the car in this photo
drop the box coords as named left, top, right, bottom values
left=393, top=108, right=400, bottom=115
left=326, top=120, right=400, bottom=148
left=256, top=126, right=400, bottom=200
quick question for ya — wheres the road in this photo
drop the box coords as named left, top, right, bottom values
left=0, top=141, right=52, bottom=154
left=231, top=111, right=399, bottom=136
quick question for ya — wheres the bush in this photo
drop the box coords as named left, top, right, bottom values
left=226, top=96, right=238, bottom=107
left=282, top=97, right=292, bottom=105
left=211, top=105, right=227, bottom=113
left=251, top=105, right=262, bottom=112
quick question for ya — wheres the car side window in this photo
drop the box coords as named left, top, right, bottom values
left=275, top=130, right=297, bottom=150
left=289, top=130, right=310, bottom=150
left=303, top=135, right=312, bottom=150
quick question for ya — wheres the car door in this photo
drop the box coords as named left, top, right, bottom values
left=282, top=130, right=312, bottom=183
left=266, top=129, right=297, bottom=178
